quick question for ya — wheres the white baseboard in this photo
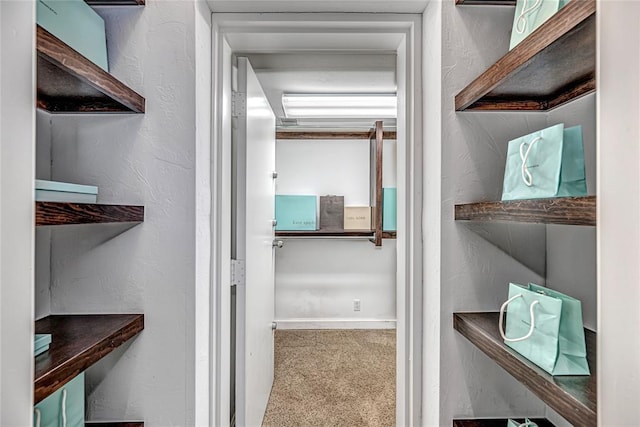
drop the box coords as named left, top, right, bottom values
left=274, top=319, right=396, bottom=330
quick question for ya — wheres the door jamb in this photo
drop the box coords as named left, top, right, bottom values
left=211, top=13, right=423, bottom=427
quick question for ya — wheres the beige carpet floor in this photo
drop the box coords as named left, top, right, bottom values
left=262, top=329, right=396, bottom=427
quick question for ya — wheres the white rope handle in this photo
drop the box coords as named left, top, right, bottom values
left=61, top=388, right=67, bottom=427
left=519, top=136, right=542, bottom=187
left=515, top=0, right=543, bottom=34
left=34, top=408, right=41, bottom=427
left=499, top=294, right=540, bottom=342
left=519, top=421, right=538, bottom=427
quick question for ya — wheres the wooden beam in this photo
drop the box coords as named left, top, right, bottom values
left=36, top=202, right=144, bottom=226
left=371, top=121, right=384, bottom=247
left=454, top=312, right=596, bottom=426
left=276, top=130, right=396, bottom=140
left=454, top=196, right=596, bottom=226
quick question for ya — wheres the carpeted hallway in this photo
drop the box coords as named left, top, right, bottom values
left=262, top=329, right=396, bottom=427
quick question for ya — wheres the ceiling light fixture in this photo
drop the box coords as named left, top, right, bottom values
left=281, top=93, right=397, bottom=119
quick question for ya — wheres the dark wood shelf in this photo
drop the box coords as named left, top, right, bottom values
left=455, top=0, right=516, bottom=5
left=85, top=0, right=145, bottom=5
left=276, top=130, right=397, bottom=140
left=37, top=25, right=145, bottom=113
left=455, top=0, right=595, bottom=111
left=454, top=419, right=553, bottom=427
left=35, top=314, right=144, bottom=404
left=86, top=423, right=144, bottom=427
left=454, top=196, right=595, bottom=226
left=453, top=312, right=596, bottom=426
left=275, top=229, right=396, bottom=239
left=36, top=202, right=144, bottom=226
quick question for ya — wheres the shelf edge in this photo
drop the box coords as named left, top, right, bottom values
left=455, top=0, right=596, bottom=111
left=36, top=202, right=145, bottom=226
left=453, top=312, right=596, bottom=426
left=34, top=314, right=144, bottom=404
left=37, top=25, right=145, bottom=113
left=454, top=196, right=596, bottom=226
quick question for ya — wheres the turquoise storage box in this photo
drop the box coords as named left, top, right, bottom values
left=34, top=334, right=52, bottom=357
left=382, top=188, right=397, bottom=231
left=35, top=179, right=98, bottom=203
left=33, top=372, right=84, bottom=427
left=275, top=195, right=317, bottom=231
left=37, top=0, right=109, bottom=71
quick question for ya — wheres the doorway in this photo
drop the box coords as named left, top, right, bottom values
left=211, top=13, right=423, bottom=427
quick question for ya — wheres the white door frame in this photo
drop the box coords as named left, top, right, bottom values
left=211, top=13, right=423, bottom=427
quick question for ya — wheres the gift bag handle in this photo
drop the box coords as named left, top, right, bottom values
left=34, top=408, right=41, bottom=427
left=520, top=136, right=542, bottom=187
left=516, top=0, right=543, bottom=34
left=33, top=388, right=68, bottom=427
left=499, top=294, right=540, bottom=342
left=61, top=388, right=68, bottom=427
left=518, top=421, right=538, bottom=427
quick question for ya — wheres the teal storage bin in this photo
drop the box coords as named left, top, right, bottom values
left=34, top=372, right=84, bottom=427
left=37, top=0, right=109, bottom=71
left=34, top=334, right=52, bottom=357
left=35, top=180, right=98, bottom=203
left=382, top=188, right=397, bottom=231
left=275, top=195, right=317, bottom=231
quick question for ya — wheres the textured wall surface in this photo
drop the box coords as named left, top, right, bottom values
left=275, top=139, right=397, bottom=324
left=546, top=94, right=596, bottom=332
left=44, top=2, right=201, bottom=424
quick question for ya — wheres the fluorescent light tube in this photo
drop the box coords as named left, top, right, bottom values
left=282, top=94, right=397, bottom=118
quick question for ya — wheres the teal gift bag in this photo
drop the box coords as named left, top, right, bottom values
left=499, top=282, right=590, bottom=376
left=34, top=372, right=84, bottom=427
left=509, top=0, right=568, bottom=50
left=501, top=123, right=587, bottom=201
left=508, top=419, right=537, bottom=427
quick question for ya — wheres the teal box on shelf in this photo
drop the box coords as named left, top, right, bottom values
left=34, top=334, right=52, bottom=357
left=383, top=187, right=397, bottom=231
left=37, top=0, right=109, bottom=71
left=35, top=179, right=98, bottom=203
left=275, top=195, right=317, bottom=231
left=33, top=372, right=84, bottom=427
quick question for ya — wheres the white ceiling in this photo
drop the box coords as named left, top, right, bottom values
left=244, top=53, right=397, bottom=127
left=208, top=0, right=429, bottom=13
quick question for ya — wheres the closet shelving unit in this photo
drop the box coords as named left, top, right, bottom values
left=85, top=423, right=145, bottom=427
left=34, top=315, right=144, bottom=404
left=84, top=0, right=145, bottom=5
left=36, top=202, right=144, bottom=226
left=452, top=0, right=597, bottom=426
left=274, top=122, right=397, bottom=245
left=455, top=195, right=595, bottom=226
left=37, top=25, right=145, bottom=113
left=455, top=0, right=595, bottom=112
left=453, top=419, right=554, bottom=427
left=35, top=2, right=146, bottom=424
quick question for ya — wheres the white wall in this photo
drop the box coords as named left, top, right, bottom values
left=194, top=1, right=213, bottom=425
left=35, top=111, right=52, bottom=320
left=39, top=2, right=208, bottom=424
left=546, top=94, right=597, bottom=332
left=275, top=139, right=396, bottom=326
left=597, top=1, right=640, bottom=424
left=421, top=1, right=442, bottom=424
left=0, top=1, right=36, bottom=425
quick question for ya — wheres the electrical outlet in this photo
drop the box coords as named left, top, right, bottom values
left=353, top=299, right=361, bottom=312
